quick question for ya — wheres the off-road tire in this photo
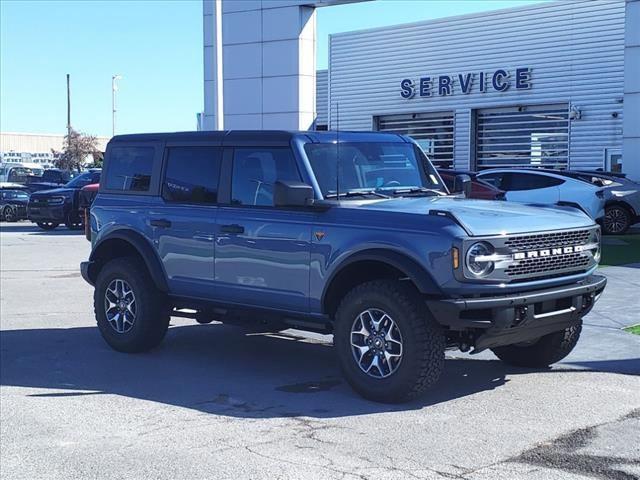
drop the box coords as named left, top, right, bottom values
left=334, top=280, right=445, bottom=403
left=36, top=221, right=58, bottom=230
left=3, top=206, right=17, bottom=222
left=602, top=205, right=632, bottom=235
left=94, top=256, right=170, bottom=353
left=491, top=322, right=582, bottom=368
left=65, top=213, right=83, bottom=230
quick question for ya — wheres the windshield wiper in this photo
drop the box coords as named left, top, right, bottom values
left=389, top=187, right=444, bottom=197
left=325, top=189, right=390, bottom=199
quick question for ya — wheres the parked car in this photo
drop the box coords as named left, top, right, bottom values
left=476, top=168, right=605, bottom=221
left=80, top=131, right=605, bottom=403
left=79, top=183, right=100, bottom=239
left=0, top=189, right=30, bottom=222
left=438, top=169, right=505, bottom=200
left=28, top=169, right=101, bottom=230
left=568, top=171, right=639, bottom=235
left=25, top=169, right=75, bottom=193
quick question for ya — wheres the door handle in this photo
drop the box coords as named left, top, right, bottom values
left=220, top=224, right=245, bottom=234
left=150, top=219, right=172, bottom=228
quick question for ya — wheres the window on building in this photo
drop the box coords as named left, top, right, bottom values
left=162, top=147, right=222, bottom=204
left=375, top=111, right=455, bottom=168
left=105, top=146, right=154, bottom=192
left=231, top=148, right=300, bottom=206
left=475, top=104, right=569, bottom=170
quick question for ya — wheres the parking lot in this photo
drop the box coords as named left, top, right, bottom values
left=1, top=222, right=639, bottom=480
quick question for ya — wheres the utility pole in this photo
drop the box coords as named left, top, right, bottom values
left=112, top=75, right=122, bottom=137
left=66, top=74, right=71, bottom=139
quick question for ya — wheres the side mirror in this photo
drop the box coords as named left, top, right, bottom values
left=273, top=180, right=314, bottom=208
left=453, top=174, right=472, bottom=198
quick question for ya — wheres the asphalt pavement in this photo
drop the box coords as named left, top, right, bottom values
left=1, top=222, right=639, bottom=480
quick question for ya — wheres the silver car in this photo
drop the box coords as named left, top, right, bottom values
left=477, top=168, right=606, bottom=222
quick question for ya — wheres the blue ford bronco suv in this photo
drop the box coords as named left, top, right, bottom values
left=81, top=131, right=606, bottom=403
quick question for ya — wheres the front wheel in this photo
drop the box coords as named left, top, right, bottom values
left=334, top=280, right=445, bottom=403
left=491, top=323, right=582, bottom=368
left=3, top=206, right=17, bottom=222
left=602, top=205, right=632, bottom=235
left=36, top=221, right=59, bottom=230
left=94, top=256, right=170, bottom=353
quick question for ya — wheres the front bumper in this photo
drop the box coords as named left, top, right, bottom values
left=427, top=274, right=607, bottom=352
left=28, top=204, right=67, bottom=223
left=80, top=261, right=94, bottom=286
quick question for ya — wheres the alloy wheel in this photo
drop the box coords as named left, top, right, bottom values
left=603, top=206, right=629, bottom=234
left=104, top=278, right=137, bottom=334
left=350, top=308, right=403, bottom=378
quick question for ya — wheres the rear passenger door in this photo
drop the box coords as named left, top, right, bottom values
left=214, top=146, right=313, bottom=313
left=151, top=144, right=222, bottom=298
left=502, top=173, right=562, bottom=205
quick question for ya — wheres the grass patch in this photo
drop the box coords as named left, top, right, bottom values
left=624, top=325, right=640, bottom=336
left=600, top=234, right=640, bottom=267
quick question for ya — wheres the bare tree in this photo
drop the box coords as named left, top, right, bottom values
left=52, top=128, right=101, bottom=171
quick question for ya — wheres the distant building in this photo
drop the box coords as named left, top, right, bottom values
left=0, top=132, right=111, bottom=168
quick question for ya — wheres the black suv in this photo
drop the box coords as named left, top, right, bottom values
left=28, top=169, right=101, bottom=230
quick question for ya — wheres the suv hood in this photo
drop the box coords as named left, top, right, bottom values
left=353, top=196, right=595, bottom=236
left=30, top=187, right=75, bottom=198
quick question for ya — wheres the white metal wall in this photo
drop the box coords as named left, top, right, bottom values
left=327, top=0, right=625, bottom=171
left=316, top=70, right=328, bottom=127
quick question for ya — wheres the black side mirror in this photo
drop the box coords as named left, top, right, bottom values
left=453, top=174, right=472, bottom=198
left=273, top=180, right=314, bottom=208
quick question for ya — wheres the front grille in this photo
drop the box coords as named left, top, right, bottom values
left=504, top=229, right=591, bottom=252
left=505, top=252, right=591, bottom=277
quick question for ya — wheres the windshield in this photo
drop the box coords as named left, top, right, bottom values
left=66, top=172, right=96, bottom=188
left=4, top=190, right=29, bottom=200
left=304, top=142, right=445, bottom=198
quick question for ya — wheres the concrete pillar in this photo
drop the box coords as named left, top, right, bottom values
left=203, top=0, right=317, bottom=130
left=623, top=0, right=640, bottom=181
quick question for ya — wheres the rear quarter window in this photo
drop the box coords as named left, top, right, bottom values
left=105, top=146, right=155, bottom=192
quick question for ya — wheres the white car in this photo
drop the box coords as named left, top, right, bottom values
left=476, top=169, right=605, bottom=220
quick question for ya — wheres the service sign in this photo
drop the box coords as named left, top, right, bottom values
left=400, top=67, right=532, bottom=99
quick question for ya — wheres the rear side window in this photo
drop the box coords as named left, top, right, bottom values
left=105, top=146, right=154, bottom=192
left=231, top=148, right=300, bottom=206
left=507, top=173, right=564, bottom=191
left=162, top=147, right=222, bottom=204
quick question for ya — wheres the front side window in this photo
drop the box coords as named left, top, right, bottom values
left=66, top=172, right=99, bottom=188
left=105, top=146, right=154, bottom=192
left=162, top=147, right=222, bottom=204
left=304, top=142, right=444, bottom=198
left=231, top=148, right=300, bottom=206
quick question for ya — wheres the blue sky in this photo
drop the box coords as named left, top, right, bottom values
left=1, top=0, right=546, bottom=137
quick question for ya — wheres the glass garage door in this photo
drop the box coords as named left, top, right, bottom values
left=376, top=112, right=454, bottom=168
left=475, top=104, right=569, bottom=170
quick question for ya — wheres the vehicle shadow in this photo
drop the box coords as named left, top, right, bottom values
left=3, top=324, right=635, bottom=418
left=0, top=223, right=82, bottom=235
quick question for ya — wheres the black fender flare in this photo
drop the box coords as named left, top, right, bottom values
left=321, top=248, right=442, bottom=310
left=89, top=229, right=169, bottom=292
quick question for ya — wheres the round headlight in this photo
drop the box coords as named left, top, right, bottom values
left=466, top=242, right=495, bottom=277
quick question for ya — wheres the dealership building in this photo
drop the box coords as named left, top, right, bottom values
left=203, top=0, right=639, bottom=179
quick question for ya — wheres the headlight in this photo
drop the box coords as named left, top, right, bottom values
left=47, top=196, right=65, bottom=205
left=594, top=229, right=602, bottom=263
left=466, top=242, right=495, bottom=277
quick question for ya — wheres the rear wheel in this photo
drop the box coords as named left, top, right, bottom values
left=602, top=205, right=631, bottom=235
left=491, top=323, right=582, bottom=368
left=94, top=256, right=169, bottom=353
left=334, top=280, right=445, bottom=403
left=36, top=221, right=58, bottom=230
left=3, top=206, right=17, bottom=222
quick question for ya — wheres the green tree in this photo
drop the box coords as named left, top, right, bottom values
left=53, top=128, right=100, bottom=171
